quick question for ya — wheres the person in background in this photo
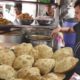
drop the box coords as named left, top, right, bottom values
left=45, top=3, right=58, bottom=17
left=13, top=2, right=22, bottom=25
left=45, top=3, right=65, bottom=49
left=0, top=12, right=3, bottom=18
left=44, top=3, right=60, bottom=26
left=51, top=0, right=80, bottom=79
left=14, top=2, right=31, bottom=43
left=45, top=4, right=55, bottom=17
left=14, top=2, right=22, bottom=17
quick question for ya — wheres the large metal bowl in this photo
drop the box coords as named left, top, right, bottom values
left=26, top=34, right=53, bottom=47
left=20, top=19, right=34, bottom=25
left=37, top=19, right=53, bottom=26
left=0, top=30, right=25, bottom=44
left=28, top=35, right=52, bottom=40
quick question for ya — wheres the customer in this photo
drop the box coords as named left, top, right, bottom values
left=45, top=4, right=55, bottom=17
left=14, top=2, right=22, bottom=16
left=14, top=2, right=30, bottom=43
left=46, top=4, right=65, bottom=49
left=13, top=2, right=22, bottom=25
left=51, top=0, right=80, bottom=79
left=45, top=3, right=58, bottom=17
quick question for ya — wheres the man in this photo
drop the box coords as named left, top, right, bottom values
left=45, top=4, right=56, bottom=17
left=45, top=3, right=58, bottom=17
left=13, top=2, right=22, bottom=25
left=14, top=2, right=22, bottom=17
left=51, top=0, right=80, bottom=43
left=51, top=0, right=80, bottom=79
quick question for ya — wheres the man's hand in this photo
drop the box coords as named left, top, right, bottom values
left=51, top=27, right=75, bottom=38
left=51, top=27, right=61, bottom=37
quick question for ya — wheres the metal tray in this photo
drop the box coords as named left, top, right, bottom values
left=0, top=25, right=22, bottom=34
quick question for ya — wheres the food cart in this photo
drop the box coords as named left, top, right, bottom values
left=0, top=0, right=78, bottom=80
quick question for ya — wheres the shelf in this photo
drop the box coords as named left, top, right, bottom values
left=0, top=24, right=54, bottom=31
left=12, top=24, right=54, bottom=30
left=0, top=0, right=54, bottom=5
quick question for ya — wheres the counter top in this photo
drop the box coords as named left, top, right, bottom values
left=14, top=25, right=56, bottom=30
left=0, top=24, right=56, bottom=30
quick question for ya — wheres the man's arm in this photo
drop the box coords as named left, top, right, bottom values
left=60, top=27, right=74, bottom=32
left=51, top=27, right=75, bottom=37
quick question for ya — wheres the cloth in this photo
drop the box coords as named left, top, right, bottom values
left=64, top=6, right=75, bottom=19
left=13, top=18, right=21, bottom=25
left=55, top=32, right=65, bottom=49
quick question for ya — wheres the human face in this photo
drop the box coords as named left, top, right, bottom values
left=14, top=7, right=21, bottom=16
left=46, top=5, right=55, bottom=17
left=75, top=6, right=80, bottom=22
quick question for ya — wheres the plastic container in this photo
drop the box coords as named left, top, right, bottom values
left=63, top=20, right=77, bottom=48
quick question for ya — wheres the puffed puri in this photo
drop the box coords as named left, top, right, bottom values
left=34, top=59, right=55, bottom=75
left=17, top=67, right=41, bottom=80
left=13, top=54, right=34, bottom=70
left=0, top=65, right=16, bottom=80
left=0, top=48, right=15, bottom=66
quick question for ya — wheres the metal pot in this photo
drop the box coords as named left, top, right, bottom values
left=0, top=30, right=25, bottom=44
left=26, top=34, right=53, bottom=47
left=30, top=39, right=53, bottom=47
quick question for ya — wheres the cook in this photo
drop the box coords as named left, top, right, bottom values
left=51, top=0, right=80, bottom=79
